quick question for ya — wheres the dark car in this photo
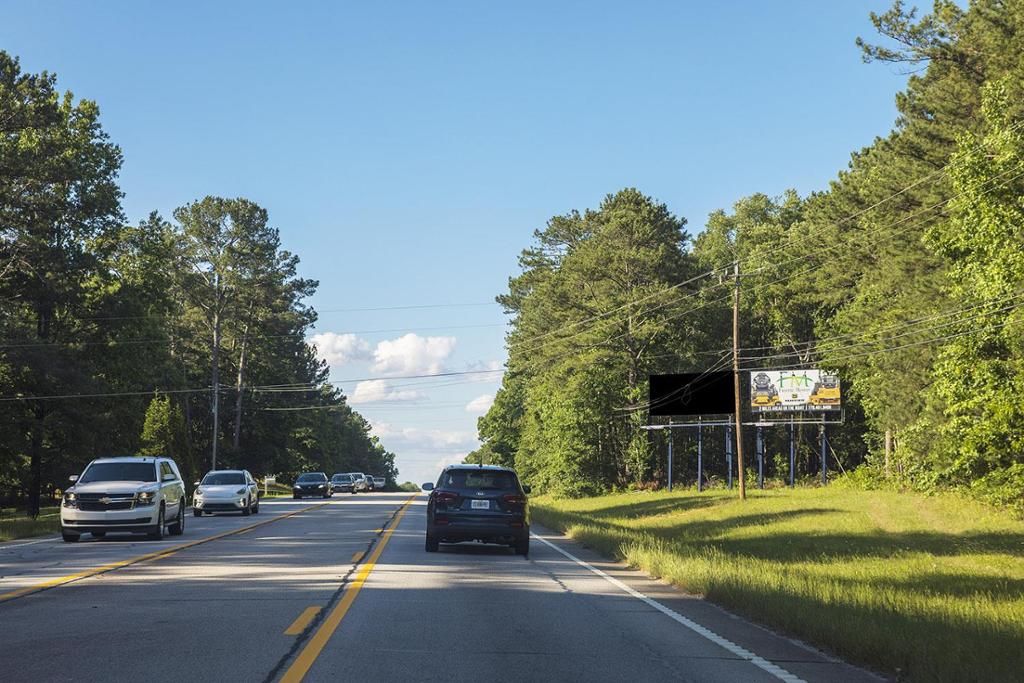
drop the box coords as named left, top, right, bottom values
left=422, top=465, right=531, bottom=556
left=293, top=472, right=331, bottom=499
left=331, top=473, right=356, bottom=494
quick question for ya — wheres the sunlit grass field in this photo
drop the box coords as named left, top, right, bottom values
left=532, top=487, right=1024, bottom=682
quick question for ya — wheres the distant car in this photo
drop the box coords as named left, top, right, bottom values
left=331, top=473, right=356, bottom=494
left=193, top=469, right=259, bottom=516
left=423, top=465, right=531, bottom=556
left=293, top=472, right=331, bottom=499
left=60, top=456, right=187, bottom=542
left=350, top=472, right=369, bottom=493
left=372, top=476, right=386, bottom=490
left=364, top=475, right=376, bottom=492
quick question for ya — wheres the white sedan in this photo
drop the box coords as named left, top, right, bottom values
left=193, top=469, right=260, bottom=516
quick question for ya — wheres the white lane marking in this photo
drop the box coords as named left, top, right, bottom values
left=0, top=536, right=60, bottom=551
left=531, top=533, right=805, bottom=683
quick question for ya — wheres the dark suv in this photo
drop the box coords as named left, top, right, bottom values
left=293, top=472, right=331, bottom=499
left=422, top=465, right=531, bottom=556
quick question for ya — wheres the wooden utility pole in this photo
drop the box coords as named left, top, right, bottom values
left=732, top=262, right=746, bottom=500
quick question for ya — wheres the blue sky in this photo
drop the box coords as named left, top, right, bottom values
left=2, top=1, right=909, bottom=484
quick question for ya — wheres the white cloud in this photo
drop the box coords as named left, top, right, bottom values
left=465, top=359, right=503, bottom=372
left=465, top=394, right=495, bottom=413
left=371, top=421, right=478, bottom=451
left=309, top=332, right=371, bottom=367
left=371, top=333, right=456, bottom=376
left=349, top=379, right=427, bottom=405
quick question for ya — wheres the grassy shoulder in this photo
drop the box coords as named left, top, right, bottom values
left=531, top=486, right=1024, bottom=682
left=0, top=507, right=60, bottom=542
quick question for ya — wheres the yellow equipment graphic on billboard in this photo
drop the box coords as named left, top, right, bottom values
left=749, top=370, right=840, bottom=412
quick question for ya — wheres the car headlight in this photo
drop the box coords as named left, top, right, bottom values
left=63, top=492, right=78, bottom=508
left=236, top=488, right=247, bottom=495
left=136, top=490, right=157, bottom=506
left=194, top=488, right=204, bottom=496
left=318, top=484, right=325, bottom=489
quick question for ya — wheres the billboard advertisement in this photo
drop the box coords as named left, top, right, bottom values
left=649, top=372, right=735, bottom=416
left=749, top=370, right=840, bottom=413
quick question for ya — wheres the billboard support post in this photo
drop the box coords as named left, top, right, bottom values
left=756, top=426, right=764, bottom=490
left=789, top=417, right=796, bottom=488
left=820, top=424, right=828, bottom=486
left=697, top=418, right=703, bottom=493
left=667, top=421, right=674, bottom=493
left=725, top=424, right=733, bottom=489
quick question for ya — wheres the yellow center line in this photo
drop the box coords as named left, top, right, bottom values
left=0, top=501, right=332, bottom=605
left=280, top=495, right=416, bottom=683
left=284, top=606, right=322, bottom=635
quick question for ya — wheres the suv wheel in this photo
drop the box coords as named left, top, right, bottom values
left=61, top=529, right=80, bottom=543
left=169, top=501, right=185, bottom=536
left=515, top=538, right=529, bottom=557
left=194, top=508, right=203, bottom=517
left=242, top=497, right=252, bottom=516
left=252, top=498, right=260, bottom=514
left=148, top=506, right=165, bottom=541
left=425, top=534, right=439, bottom=552
left=91, top=532, right=106, bottom=539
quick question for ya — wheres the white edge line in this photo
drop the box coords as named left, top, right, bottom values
left=0, top=536, right=61, bottom=551
left=531, top=532, right=806, bottom=683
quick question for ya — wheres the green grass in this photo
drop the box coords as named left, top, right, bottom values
left=532, top=487, right=1024, bottom=682
left=0, top=507, right=61, bottom=541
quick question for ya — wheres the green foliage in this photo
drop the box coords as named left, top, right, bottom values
left=484, top=188, right=701, bottom=496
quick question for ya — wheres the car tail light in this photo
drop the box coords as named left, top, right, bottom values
left=502, top=493, right=526, bottom=505
left=435, top=517, right=450, bottom=526
left=435, top=491, right=458, bottom=504
left=508, top=520, right=524, bottom=528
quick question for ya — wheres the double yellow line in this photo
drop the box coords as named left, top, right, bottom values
left=0, top=501, right=332, bottom=604
left=280, top=495, right=416, bottom=682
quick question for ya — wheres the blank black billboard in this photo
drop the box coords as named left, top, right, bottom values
left=648, top=372, right=735, bottom=416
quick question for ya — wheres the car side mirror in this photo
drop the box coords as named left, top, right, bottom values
left=522, top=485, right=532, bottom=494
left=68, top=475, right=79, bottom=483
left=421, top=483, right=434, bottom=491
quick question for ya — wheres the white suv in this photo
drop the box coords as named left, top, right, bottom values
left=60, top=457, right=187, bottom=542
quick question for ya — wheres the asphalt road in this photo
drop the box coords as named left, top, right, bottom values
left=0, top=494, right=881, bottom=682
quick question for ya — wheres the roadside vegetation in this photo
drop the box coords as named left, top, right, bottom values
left=532, top=486, right=1024, bottom=682
left=0, top=506, right=59, bottom=541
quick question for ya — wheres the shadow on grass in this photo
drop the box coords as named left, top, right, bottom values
left=578, top=495, right=721, bottom=521
left=698, top=529, right=1024, bottom=561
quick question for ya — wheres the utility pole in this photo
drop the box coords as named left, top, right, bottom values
left=732, top=262, right=746, bottom=500
left=211, top=272, right=221, bottom=472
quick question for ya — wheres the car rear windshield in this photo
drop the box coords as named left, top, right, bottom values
left=202, top=472, right=245, bottom=485
left=440, top=470, right=518, bottom=491
left=332, top=474, right=352, bottom=482
left=80, top=462, right=157, bottom=483
left=297, top=473, right=327, bottom=482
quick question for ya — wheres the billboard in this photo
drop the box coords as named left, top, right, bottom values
left=749, top=370, right=840, bottom=413
left=649, top=372, right=735, bottom=416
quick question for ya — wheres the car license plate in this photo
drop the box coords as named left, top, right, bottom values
left=470, top=499, right=490, bottom=510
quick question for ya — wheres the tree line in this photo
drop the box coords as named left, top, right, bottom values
left=0, top=51, right=395, bottom=515
left=473, top=0, right=1024, bottom=509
